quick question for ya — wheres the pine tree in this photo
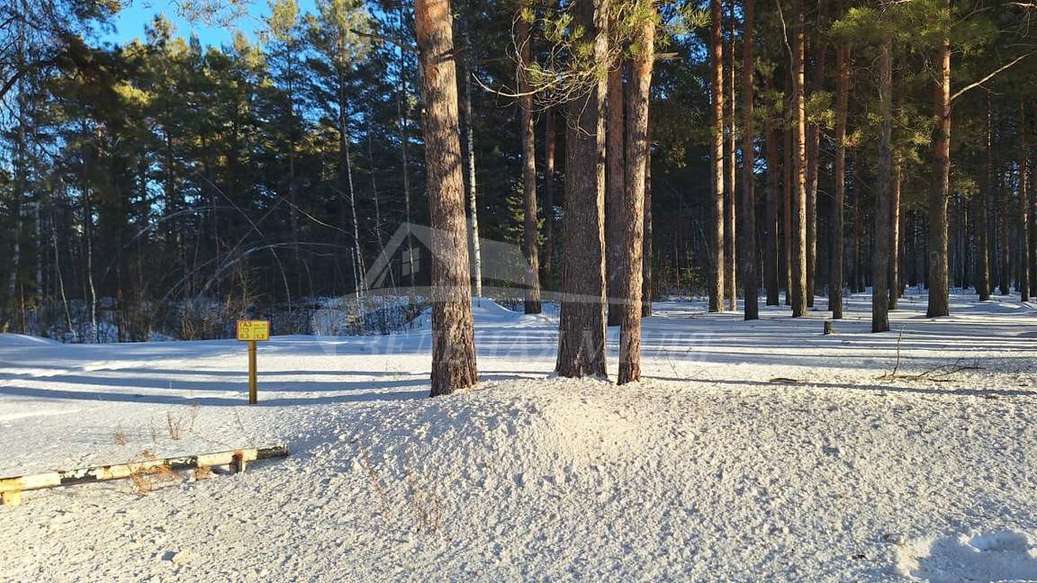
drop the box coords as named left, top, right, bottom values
left=516, top=3, right=542, bottom=314
left=739, top=0, right=758, bottom=320
left=618, top=0, right=655, bottom=384
left=708, top=0, right=725, bottom=313
left=415, top=0, right=478, bottom=396
left=556, top=0, right=608, bottom=379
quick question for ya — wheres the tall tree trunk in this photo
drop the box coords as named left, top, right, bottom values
left=708, top=0, right=725, bottom=313
left=517, top=10, right=542, bottom=314
left=1020, top=98, right=1031, bottom=301
left=462, top=20, right=482, bottom=298
left=394, top=2, right=414, bottom=286
left=543, top=108, right=556, bottom=280
left=724, top=0, right=737, bottom=311
left=556, top=0, right=608, bottom=379
left=339, top=90, right=366, bottom=315
left=642, top=143, right=653, bottom=317
left=790, top=0, right=807, bottom=317
left=397, top=3, right=416, bottom=286
left=415, top=0, right=478, bottom=396
left=872, top=37, right=892, bottom=333
left=606, top=60, right=625, bottom=326
left=740, top=0, right=757, bottom=320
left=1030, top=104, right=1037, bottom=296
left=927, top=17, right=951, bottom=317
left=830, top=44, right=848, bottom=319
left=852, top=152, right=862, bottom=293
left=618, top=4, right=653, bottom=385
left=366, top=116, right=392, bottom=293
left=889, top=158, right=901, bottom=309
left=764, top=70, right=780, bottom=306
left=998, top=163, right=1010, bottom=295
left=805, top=43, right=821, bottom=309
left=783, top=101, right=793, bottom=305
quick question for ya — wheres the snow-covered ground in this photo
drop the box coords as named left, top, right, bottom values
left=1, top=291, right=1035, bottom=581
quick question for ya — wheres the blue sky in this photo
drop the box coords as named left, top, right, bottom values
left=101, top=0, right=317, bottom=48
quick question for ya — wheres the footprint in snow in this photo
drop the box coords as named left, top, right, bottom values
left=896, top=529, right=1037, bottom=583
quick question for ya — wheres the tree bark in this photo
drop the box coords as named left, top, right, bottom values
left=396, top=3, right=416, bottom=285
left=830, top=44, right=848, bottom=319
left=889, top=158, right=901, bottom=309
left=606, top=60, right=625, bottom=326
left=852, top=151, right=862, bottom=293
left=790, top=0, right=807, bottom=317
left=642, top=143, right=653, bottom=317
left=927, top=18, right=951, bottom=317
left=462, top=20, right=482, bottom=298
left=709, top=0, right=725, bottom=313
left=618, top=4, right=653, bottom=384
left=556, top=0, right=608, bottom=379
left=872, top=37, right=892, bottom=333
left=543, top=108, right=556, bottom=280
left=1030, top=104, right=1037, bottom=295
left=783, top=98, right=793, bottom=305
left=763, top=70, right=780, bottom=306
left=1020, top=98, right=1031, bottom=301
left=415, top=0, right=478, bottom=396
left=999, top=165, right=1010, bottom=295
left=806, top=29, right=825, bottom=308
left=724, top=0, right=737, bottom=311
left=739, top=0, right=757, bottom=320
left=517, top=11, right=542, bottom=314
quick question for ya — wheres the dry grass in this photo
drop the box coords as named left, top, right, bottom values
left=357, top=448, right=443, bottom=533
left=112, top=427, right=128, bottom=446
left=128, top=450, right=180, bottom=495
left=405, top=469, right=443, bottom=534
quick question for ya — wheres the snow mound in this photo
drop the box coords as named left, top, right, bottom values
left=409, top=298, right=537, bottom=331
left=897, top=530, right=1037, bottom=582
left=324, top=378, right=644, bottom=487
left=0, top=334, right=60, bottom=347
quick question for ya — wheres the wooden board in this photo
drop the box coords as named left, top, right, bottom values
left=0, top=445, right=289, bottom=501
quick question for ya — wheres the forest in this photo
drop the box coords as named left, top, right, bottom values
left=1, top=0, right=1035, bottom=387
left=4, top=2, right=1037, bottom=576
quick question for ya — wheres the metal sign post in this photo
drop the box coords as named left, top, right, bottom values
left=236, top=320, right=270, bottom=405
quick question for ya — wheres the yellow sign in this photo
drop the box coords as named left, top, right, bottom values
left=236, top=320, right=270, bottom=342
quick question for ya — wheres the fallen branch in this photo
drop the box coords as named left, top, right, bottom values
left=0, top=445, right=289, bottom=506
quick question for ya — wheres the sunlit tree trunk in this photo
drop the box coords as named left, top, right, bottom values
left=830, top=44, right=848, bottom=319
left=415, top=0, right=478, bottom=396
left=708, top=0, right=725, bottom=313
left=790, top=0, right=807, bottom=317
left=618, top=4, right=653, bottom=384
left=516, top=9, right=541, bottom=314
left=724, top=0, right=737, bottom=311
left=461, top=15, right=482, bottom=298
left=556, top=0, right=608, bottom=379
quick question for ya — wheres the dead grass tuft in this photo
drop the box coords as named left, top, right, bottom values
left=128, top=450, right=179, bottom=495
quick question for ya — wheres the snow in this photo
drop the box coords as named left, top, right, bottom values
left=1, top=291, right=1035, bottom=581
